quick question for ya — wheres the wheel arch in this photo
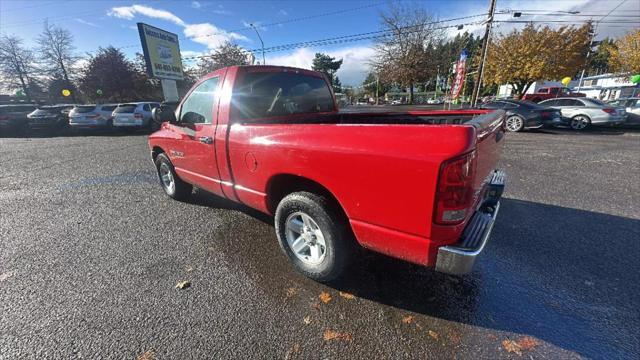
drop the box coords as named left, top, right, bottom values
left=265, top=174, right=349, bottom=219
left=151, top=146, right=165, bottom=161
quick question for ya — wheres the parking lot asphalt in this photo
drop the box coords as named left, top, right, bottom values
left=1, top=127, right=639, bottom=359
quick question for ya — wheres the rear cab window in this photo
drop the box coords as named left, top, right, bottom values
left=233, top=70, right=335, bottom=121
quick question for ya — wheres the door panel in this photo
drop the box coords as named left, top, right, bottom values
left=172, top=73, right=225, bottom=197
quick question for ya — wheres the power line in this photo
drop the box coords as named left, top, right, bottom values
left=180, top=14, right=488, bottom=62
left=497, top=20, right=638, bottom=23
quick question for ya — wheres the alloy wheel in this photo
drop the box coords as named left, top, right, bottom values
left=285, top=212, right=327, bottom=265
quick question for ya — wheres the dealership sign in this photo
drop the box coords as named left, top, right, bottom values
left=450, top=50, right=467, bottom=99
left=137, top=23, right=184, bottom=80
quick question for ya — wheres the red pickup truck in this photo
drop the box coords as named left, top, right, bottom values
left=522, top=86, right=586, bottom=103
left=149, top=65, right=506, bottom=281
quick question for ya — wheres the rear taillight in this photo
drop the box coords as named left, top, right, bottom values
left=602, top=108, right=616, bottom=115
left=540, top=111, right=551, bottom=119
left=434, top=151, right=477, bottom=225
left=134, top=113, right=143, bottom=119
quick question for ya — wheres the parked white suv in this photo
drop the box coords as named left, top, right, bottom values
left=112, top=102, right=159, bottom=129
left=69, top=104, right=118, bottom=130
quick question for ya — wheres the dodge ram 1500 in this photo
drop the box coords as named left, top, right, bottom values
left=149, top=65, right=506, bottom=282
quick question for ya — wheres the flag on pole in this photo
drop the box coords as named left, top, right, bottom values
left=451, top=50, right=468, bottom=99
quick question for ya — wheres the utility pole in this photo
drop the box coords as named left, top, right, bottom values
left=471, top=0, right=497, bottom=107
left=250, top=23, right=265, bottom=65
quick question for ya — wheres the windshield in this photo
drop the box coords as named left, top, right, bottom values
left=100, top=105, right=117, bottom=111
left=114, top=104, right=137, bottom=113
left=233, top=71, right=334, bottom=120
left=586, top=98, right=608, bottom=106
left=33, top=107, right=63, bottom=114
left=74, top=105, right=96, bottom=113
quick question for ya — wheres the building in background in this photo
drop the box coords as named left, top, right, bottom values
left=570, top=74, right=639, bottom=101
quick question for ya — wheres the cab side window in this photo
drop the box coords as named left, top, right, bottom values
left=180, top=77, right=220, bottom=124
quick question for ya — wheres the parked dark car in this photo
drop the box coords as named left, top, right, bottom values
left=607, top=97, right=640, bottom=126
left=479, top=99, right=562, bottom=132
left=26, top=105, right=74, bottom=132
left=0, top=104, right=37, bottom=134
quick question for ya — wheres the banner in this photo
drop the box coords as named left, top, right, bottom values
left=137, top=23, right=184, bottom=80
left=450, top=50, right=467, bottom=99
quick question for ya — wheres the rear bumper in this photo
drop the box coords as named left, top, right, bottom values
left=435, top=169, right=505, bottom=275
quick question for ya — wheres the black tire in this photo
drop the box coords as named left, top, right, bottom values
left=154, top=153, right=192, bottom=201
left=505, top=115, right=525, bottom=132
left=275, top=191, right=353, bottom=282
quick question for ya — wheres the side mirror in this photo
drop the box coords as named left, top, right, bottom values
left=152, top=105, right=177, bottom=124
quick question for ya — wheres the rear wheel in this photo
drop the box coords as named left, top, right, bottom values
left=275, top=191, right=353, bottom=282
left=570, top=115, right=591, bottom=131
left=505, top=115, right=525, bottom=132
left=154, top=153, right=192, bottom=201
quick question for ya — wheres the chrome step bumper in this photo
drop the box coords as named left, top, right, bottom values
left=435, top=169, right=505, bottom=275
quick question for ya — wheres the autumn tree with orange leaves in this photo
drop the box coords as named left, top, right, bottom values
left=608, top=29, right=640, bottom=74
left=483, top=23, right=592, bottom=97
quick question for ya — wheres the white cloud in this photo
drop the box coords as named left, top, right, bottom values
left=278, top=9, right=288, bottom=16
left=75, top=18, right=99, bottom=28
left=266, top=46, right=376, bottom=85
left=184, top=23, right=248, bottom=48
left=107, top=4, right=247, bottom=49
left=191, top=1, right=201, bottom=9
left=108, top=4, right=186, bottom=26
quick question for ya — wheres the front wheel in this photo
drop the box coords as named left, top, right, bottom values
left=570, top=115, right=591, bottom=131
left=505, top=115, right=525, bottom=132
left=154, top=153, right=192, bottom=201
left=275, top=192, right=353, bottom=282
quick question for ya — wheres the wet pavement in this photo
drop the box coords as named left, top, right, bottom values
left=1, top=127, right=639, bottom=359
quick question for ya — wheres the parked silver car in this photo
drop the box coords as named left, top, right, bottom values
left=538, top=97, right=626, bottom=130
left=112, top=102, right=159, bottom=129
left=607, top=97, right=640, bottom=126
left=69, top=104, right=118, bottom=130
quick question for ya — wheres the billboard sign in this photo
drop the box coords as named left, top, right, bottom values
left=137, top=23, right=184, bottom=80
left=450, top=50, right=467, bottom=99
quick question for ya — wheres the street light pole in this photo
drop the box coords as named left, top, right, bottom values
left=471, top=0, right=497, bottom=107
left=250, top=23, right=265, bottom=65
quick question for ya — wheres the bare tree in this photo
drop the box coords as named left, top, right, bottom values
left=0, top=35, right=39, bottom=102
left=37, top=21, right=78, bottom=102
left=196, top=42, right=250, bottom=77
left=372, top=3, right=444, bottom=104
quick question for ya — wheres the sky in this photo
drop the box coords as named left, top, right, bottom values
left=1, top=0, right=638, bottom=85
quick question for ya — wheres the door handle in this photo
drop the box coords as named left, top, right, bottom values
left=198, top=136, right=213, bottom=144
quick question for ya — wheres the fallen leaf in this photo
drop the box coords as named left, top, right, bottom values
left=303, top=316, right=312, bottom=325
left=285, top=287, right=298, bottom=298
left=136, top=350, right=155, bottom=360
left=402, top=315, right=414, bottom=324
left=323, top=329, right=353, bottom=342
left=175, top=281, right=191, bottom=290
left=318, top=291, right=332, bottom=304
left=517, top=336, right=540, bottom=351
left=448, top=329, right=461, bottom=344
left=428, top=330, right=439, bottom=340
left=339, top=291, right=356, bottom=300
left=0, top=271, right=14, bottom=282
left=284, top=343, right=300, bottom=360
left=502, top=339, right=522, bottom=355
